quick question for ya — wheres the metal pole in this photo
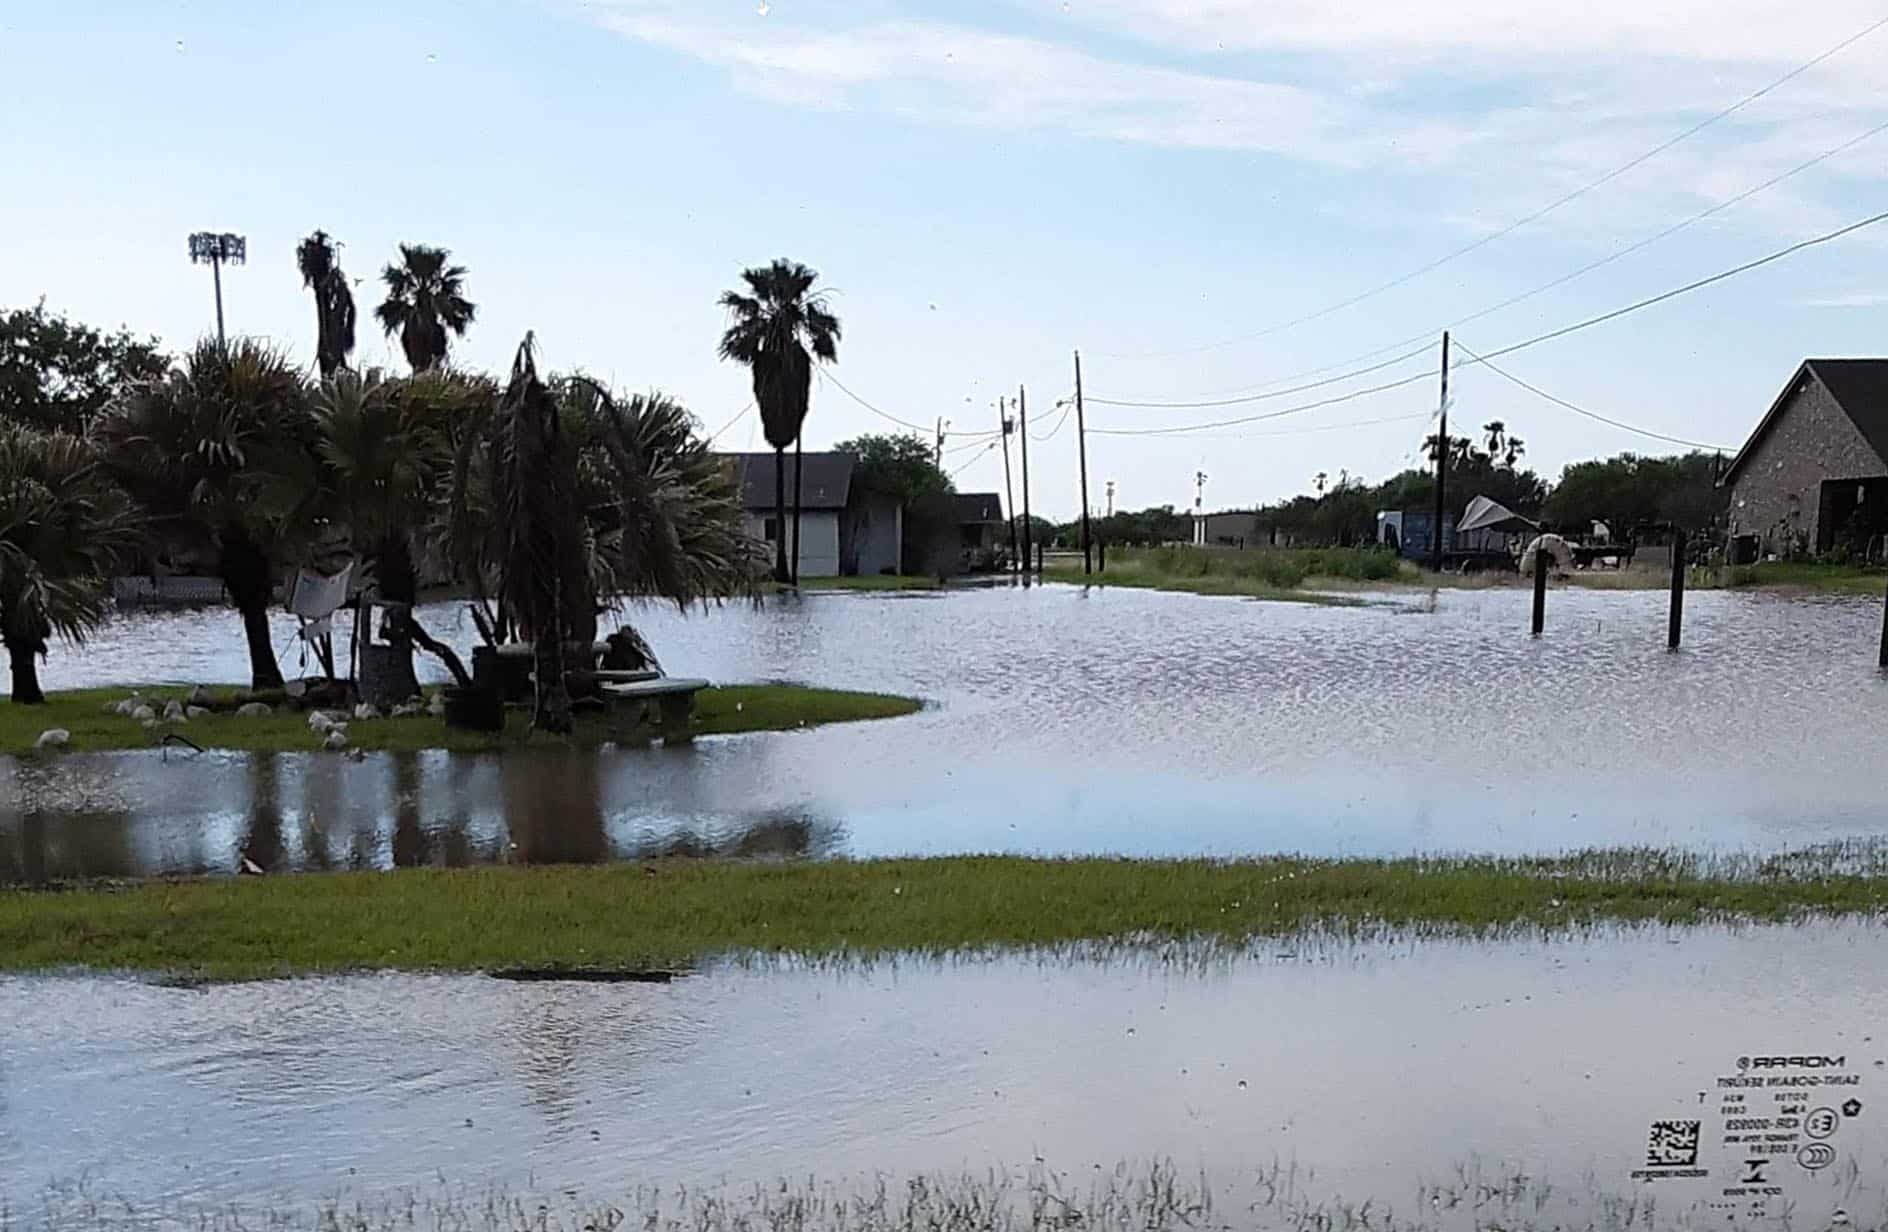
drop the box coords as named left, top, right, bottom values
left=1668, top=529, right=1686, bottom=650
left=1531, top=545, right=1547, bottom=637
left=1433, top=331, right=1449, bottom=573
left=998, top=399, right=1018, bottom=574
left=212, top=254, right=227, bottom=349
left=1018, top=385, right=1033, bottom=586
left=1075, top=350, right=1092, bottom=576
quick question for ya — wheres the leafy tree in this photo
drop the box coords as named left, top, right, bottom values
left=1542, top=452, right=1725, bottom=535
left=717, top=259, right=841, bottom=583
left=297, top=231, right=357, bottom=378
left=0, top=302, right=166, bottom=433
left=99, top=339, right=319, bottom=690
left=376, top=244, right=476, bottom=373
left=0, top=426, right=139, bottom=704
left=832, top=432, right=953, bottom=573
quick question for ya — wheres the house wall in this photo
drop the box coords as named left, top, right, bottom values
left=1727, top=373, right=1888, bottom=552
left=741, top=510, right=843, bottom=577
left=1192, top=512, right=1264, bottom=547
left=850, top=495, right=902, bottom=575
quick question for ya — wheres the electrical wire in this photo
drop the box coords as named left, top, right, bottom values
left=1092, top=114, right=1888, bottom=410
left=705, top=401, right=753, bottom=445
left=1171, top=410, right=1437, bottom=442
left=820, top=369, right=997, bottom=439
left=1451, top=339, right=1736, bottom=452
left=1088, top=12, right=1888, bottom=362
left=1031, top=400, right=1076, bottom=441
left=1088, top=205, right=1888, bottom=437
left=948, top=440, right=1001, bottom=479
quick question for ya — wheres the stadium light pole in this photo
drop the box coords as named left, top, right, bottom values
left=189, top=232, right=247, bottom=348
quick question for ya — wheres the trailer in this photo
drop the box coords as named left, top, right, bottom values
left=1376, top=508, right=1522, bottom=572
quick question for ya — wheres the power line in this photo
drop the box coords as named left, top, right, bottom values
left=820, top=370, right=997, bottom=439
left=1452, top=339, right=1735, bottom=452
left=1087, top=109, right=1888, bottom=411
left=1090, top=205, right=1888, bottom=437
left=948, top=440, right=1001, bottom=479
left=1089, top=12, right=1888, bottom=362
left=1174, top=410, right=1436, bottom=442
left=1032, top=400, right=1076, bottom=441
left=705, top=401, right=753, bottom=445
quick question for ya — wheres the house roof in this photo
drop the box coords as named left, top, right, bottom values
left=720, top=452, right=854, bottom=511
left=1723, top=359, right=1888, bottom=484
left=955, top=492, right=1004, bottom=524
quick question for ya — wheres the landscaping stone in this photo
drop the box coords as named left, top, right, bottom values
left=34, top=729, right=70, bottom=749
left=234, top=702, right=272, bottom=718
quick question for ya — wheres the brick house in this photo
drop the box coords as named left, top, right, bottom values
left=1722, top=359, right=1888, bottom=556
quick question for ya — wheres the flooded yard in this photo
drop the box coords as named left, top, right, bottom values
left=6, top=585, right=1888, bottom=879
left=6, top=921, right=1885, bottom=1225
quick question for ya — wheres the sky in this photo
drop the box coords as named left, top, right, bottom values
left=6, top=1, right=1888, bottom=518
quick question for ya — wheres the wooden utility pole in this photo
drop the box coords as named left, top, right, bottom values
left=934, top=417, right=948, bottom=468
left=1668, top=529, right=1687, bottom=649
left=1433, top=330, right=1450, bottom=573
left=1018, top=385, right=1033, bottom=585
left=998, top=397, right=1019, bottom=573
left=1531, top=547, right=1548, bottom=636
left=1075, top=350, right=1092, bottom=575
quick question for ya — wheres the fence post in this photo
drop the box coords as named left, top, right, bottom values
left=1878, top=569, right=1888, bottom=669
left=1668, top=530, right=1686, bottom=650
left=1531, top=551, right=1547, bottom=637
left=1098, top=541, right=1106, bottom=573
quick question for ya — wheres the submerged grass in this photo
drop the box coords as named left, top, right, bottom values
left=1046, top=546, right=1395, bottom=604
left=0, top=684, right=921, bottom=755
left=4, top=846, right=1886, bottom=980
left=794, top=573, right=945, bottom=591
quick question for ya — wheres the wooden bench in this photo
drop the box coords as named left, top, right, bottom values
left=592, top=669, right=660, bottom=685
left=599, top=677, right=711, bottom=742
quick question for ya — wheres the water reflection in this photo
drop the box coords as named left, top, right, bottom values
left=0, top=746, right=841, bottom=884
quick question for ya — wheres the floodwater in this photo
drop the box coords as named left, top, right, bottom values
left=6, top=921, right=1886, bottom=1224
left=7, top=585, right=1888, bottom=880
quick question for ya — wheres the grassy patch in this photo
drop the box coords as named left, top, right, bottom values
left=1047, top=546, right=1396, bottom=604
left=4, top=847, right=1885, bottom=979
left=1717, top=560, right=1887, bottom=595
left=795, top=573, right=944, bottom=591
left=0, top=684, right=921, bottom=755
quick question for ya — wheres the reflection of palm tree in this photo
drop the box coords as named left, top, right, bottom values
left=504, top=748, right=606, bottom=866
left=239, top=753, right=285, bottom=874
left=390, top=753, right=428, bottom=868
left=717, top=260, right=841, bottom=584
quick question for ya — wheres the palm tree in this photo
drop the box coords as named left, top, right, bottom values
left=1313, top=471, right=1328, bottom=495
left=296, top=230, right=357, bottom=378
left=1503, top=436, right=1526, bottom=468
left=1482, top=420, right=1507, bottom=460
left=99, top=339, right=318, bottom=691
left=375, top=244, right=476, bottom=373
left=0, top=426, right=138, bottom=704
left=716, top=259, right=841, bottom=584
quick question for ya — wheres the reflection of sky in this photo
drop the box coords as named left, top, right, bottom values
left=10, top=585, right=1888, bottom=873
left=5, top=921, right=1887, bottom=1219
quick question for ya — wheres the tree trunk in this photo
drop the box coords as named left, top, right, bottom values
left=6, top=638, right=45, bottom=705
left=532, top=630, right=572, bottom=734
left=792, top=435, right=804, bottom=586
left=773, top=445, right=790, bottom=583
left=221, top=536, right=284, bottom=691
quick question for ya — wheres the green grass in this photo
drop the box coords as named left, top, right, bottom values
left=0, top=684, right=921, bottom=755
left=1719, top=560, right=1887, bottom=594
left=1047, top=545, right=1397, bottom=603
left=793, top=573, right=944, bottom=591
left=5, top=847, right=1886, bottom=979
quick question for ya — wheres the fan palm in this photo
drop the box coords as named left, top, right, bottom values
left=296, top=230, right=357, bottom=378
left=98, top=339, right=319, bottom=690
left=0, top=426, right=139, bottom=704
left=375, top=244, right=476, bottom=373
left=716, top=259, right=840, bottom=583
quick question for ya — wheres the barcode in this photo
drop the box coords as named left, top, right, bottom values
left=1646, top=1120, right=1701, bottom=1167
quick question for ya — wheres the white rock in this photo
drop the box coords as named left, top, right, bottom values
left=129, top=705, right=156, bottom=722
left=186, top=685, right=209, bottom=706
left=353, top=703, right=381, bottom=721
left=161, top=700, right=184, bottom=721
left=101, top=700, right=122, bottom=715
left=390, top=702, right=423, bottom=718
left=427, top=699, right=446, bottom=717
left=234, top=701, right=272, bottom=718
left=34, top=729, right=70, bottom=750
left=140, top=718, right=159, bottom=731
left=285, top=679, right=307, bottom=699
left=186, top=705, right=212, bottom=719
left=308, top=711, right=334, bottom=733
left=323, top=729, right=349, bottom=750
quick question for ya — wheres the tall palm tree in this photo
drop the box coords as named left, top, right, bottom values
left=1482, top=420, right=1507, bottom=461
left=296, top=230, right=357, bottom=378
left=0, top=426, right=139, bottom=704
left=376, top=244, right=476, bottom=373
left=716, top=259, right=841, bottom=583
left=99, top=339, right=319, bottom=691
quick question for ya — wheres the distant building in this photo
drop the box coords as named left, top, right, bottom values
left=1722, top=359, right=1888, bottom=556
left=955, top=491, right=1006, bottom=569
left=1192, top=510, right=1265, bottom=547
left=720, top=451, right=903, bottom=577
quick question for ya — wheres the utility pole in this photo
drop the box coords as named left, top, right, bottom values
left=1105, top=480, right=1115, bottom=517
left=934, top=417, right=950, bottom=468
left=998, top=398, right=1019, bottom=573
left=188, top=232, right=246, bottom=348
left=1075, top=350, right=1092, bottom=575
left=1019, top=385, right=1033, bottom=585
left=1432, top=330, right=1451, bottom=573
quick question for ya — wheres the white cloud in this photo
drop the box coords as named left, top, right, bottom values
left=1795, top=289, right=1888, bottom=308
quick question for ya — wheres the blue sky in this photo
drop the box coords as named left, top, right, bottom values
left=6, top=0, right=1888, bottom=517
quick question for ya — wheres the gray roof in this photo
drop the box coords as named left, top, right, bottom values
left=955, top=492, right=1004, bottom=524
left=721, top=452, right=854, bottom=511
left=1724, top=359, right=1888, bottom=484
